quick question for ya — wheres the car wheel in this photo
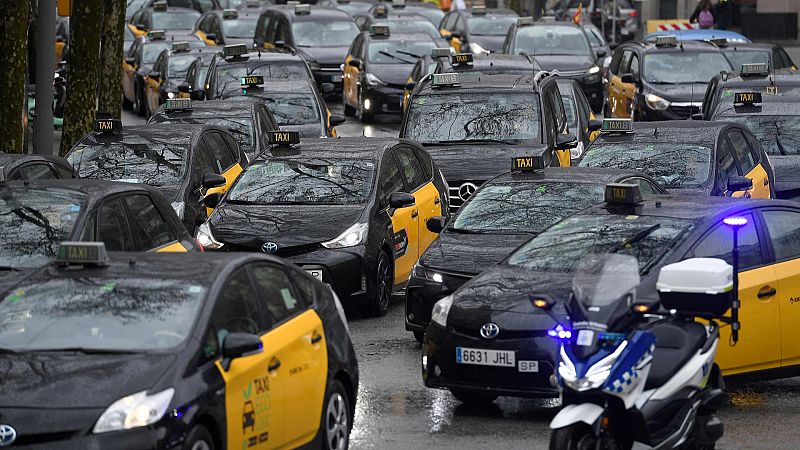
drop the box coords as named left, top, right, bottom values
left=413, top=330, right=424, bottom=343
left=321, top=379, right=350, bottom=450
left=122, top=93, right=132, bottom=109
left=133, top=83, right=145, bottom=116
left=362, top=250, right=392, bottom=317
left=182, top=424, right=215, bottom=450
left=449, top=388, right=498, bottom=405
left=357, top=90, right=373, bottom=123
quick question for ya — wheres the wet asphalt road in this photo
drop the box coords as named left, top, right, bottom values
left=122, top=100, right=800, bottom=449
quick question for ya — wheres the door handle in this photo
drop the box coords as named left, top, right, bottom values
left=764, top=178, right=769, bottom=186
left=268, top=359, right=281, bottom=372
left=311, top=333, right=322, bottom=344
left=757, top=287, right=777, bottom=299
left=411, top=209, right=418, bottom=219
left=434, top=197, right=441, bottom=205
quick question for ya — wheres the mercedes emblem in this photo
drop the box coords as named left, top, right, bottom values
left=458, top=182, right=477, bottom=201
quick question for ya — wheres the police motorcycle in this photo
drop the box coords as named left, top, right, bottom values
left=534, top=251, right=740, bottom=450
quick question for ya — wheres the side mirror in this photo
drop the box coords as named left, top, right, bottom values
left=389, top=192, right=415, bottom=209
left=124, top=57, right=136, bottom=66
left=405, top=81, right=417, bottom=90
left=321, top=82, right=335, bottom=94
left=329, top=114, right=346, bottom=127
left=220, top=332, right=262, bottom=371
left=691, top=113, right=705, bottom=121
left=556, top=134, right=578, bottom=150
left=426, top=216, right=446, bottom=233
left=149, top=71, right=160, bottom=81
left=206, top=33, right=217, bottom=42
left=202, top=172, right=227, bottom=189
left=620, top=73, right=635, bottom=84
left=348, top=58, right=362, bottom=69
left=727, top=176, right=753, bottom=194
left=202, top=192, right=222, bottom=208
left=178, top=81, right=191, bottom=93
left=191, top=89, right=206, bottom=100
left=588, top=119, right=603, bottom=132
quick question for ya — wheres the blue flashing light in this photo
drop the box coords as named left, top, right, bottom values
left=548, top=324, right=573, bottom=341
left=723, top=216, right=748, bottom=227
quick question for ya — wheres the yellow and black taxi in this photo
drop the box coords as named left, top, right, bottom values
left=254, top=5, right=360, bottom=91
left=424, top=186, right=800, bottom=403
left=144, top=41, right=213, bottom=116
left=123, top=31, right=205, bottom=116
left=401, top=71, right=577, bottom=211
left=194, top=8, right=260, bottom=46
left=196, top=133, right=448, bottom=316
left=343, top=26, right=438, bottom=121
left=605, top=36, right=732, bottom=120
left=128, top=1, right=202, bottom=38
left=502, top=18, right=604, bottom=111
left=556, top=78, right=602, bottom=163
left=438, top=6, right=518, bottom=54
left=0, top=153, right=74, bottom=181
left=173, top=46, right=222, bottom=100
left=0, top=242, right=358, bottom=449
left=353, top=8, right=447, bottom=44
left=699, top=64, right=800, bottom=120
left=579, top=119, right=774, bottom=199
left=368, top=1, right=444, bottom=27
left=710, top=39, right=797, bottom=73
left=149, top=98, right=279, bottom=160
left=203, top=44, right=315, bottom=100
left=66, top=119, right=247, bottom=232
left=405, top=159, right=665, bottom=341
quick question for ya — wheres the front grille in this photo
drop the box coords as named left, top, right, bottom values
left=669, top=104, right=701, bottom=119
left=319, top=65, right=341, bottom=71
left=15, top=431, right=79, bottom=446
left=448, top=180, right=482, bottom=211
left=223, top=242, right=321, bottom=257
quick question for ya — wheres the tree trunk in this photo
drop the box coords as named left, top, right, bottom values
left=59, top=0, right=104, bottom=156
left=0, top=0, right=31, bottom=154
left=97, top=0, right=125, bottom=118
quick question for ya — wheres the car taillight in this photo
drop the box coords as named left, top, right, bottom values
left=629, top=10, right=638, bottom=17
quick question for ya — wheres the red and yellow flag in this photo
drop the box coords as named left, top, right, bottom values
left=573, top=3, right=583, bottom=25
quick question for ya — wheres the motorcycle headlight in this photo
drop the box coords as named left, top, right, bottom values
left=196, top=222, right=223, bottom=249
left=170, top=201, right=185, bottom=219
left=563, top=340, right=628, bottom=392
left=431, top=294, right=453, bottom=327
left=93, top=388, right=174, bottom=434
left=645, top=93, right=671, bottom=110
left=557, top=345, right=578, bottom=383
left=322, top=222, right=368, bottom=249
left=365, top=73, right=386, bottom=87
left=470, top=42, right=490, bottom=55
left=412, top=264, right=443, bottom=283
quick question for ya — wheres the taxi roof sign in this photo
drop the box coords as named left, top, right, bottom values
left=147, top=30, right=166, bottom=40
left=172, top=41, right=190, bottom=52
left=294, top=4, right=311, bottom=14
left=512, top=156, right=545, bottom=172
left=93, top=118, right=122, bottom=133
left=392, top=0, right=406, bottom=7
left=370, top=25, right=390, bottom=36
left=286, top=0, right=300, bottom=4
left=517, top=16, right=534, bottom=26
left=223, top=9, right=238, bottom=19
left=373, top=5, right=387, bottom=17
left=431, top=47, right=451, bottom=58
left=268, top=131, right=300, bottom=146
left=604, top=183, right=642, bottom=206
left=471, top=6, right=486, bottom=15
left=734, top=92, right=762, bottom=106
left=451, top=53, right=473, bottom=65
left=740, top=63, right=769, bottom=76
left=223, top=44, right=249, bottom=59
left=241, top=75, right=264, bottom=87
left=601, top=118, right=634, bottom=134
left=56, top=242, right=110, bottom=267
left=153, top=0, right=167, bottom=11
left=655, top=35, right=678, bottom=47
left=165, top=98, right=192, bottom=111
left=431, top=72, right=460, bottom=87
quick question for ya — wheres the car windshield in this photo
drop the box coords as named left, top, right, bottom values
left=723, top=49, right=770, bottom=70
left=0, top=189, right=86, bottom=269
left=222, top=18, right=258, bottom=38
left=375, top=19, right=440, bottom=40
left=168, top=53, right=198, bottom=78
left=451, top=182, right=605, bottom=234
left=151, top=114, right=255, bottom=154
left=507, top=214, right=695, bottom=273
left=292, top=21, right=360, bottom=47
left=68, top=141, right=188, bottom=186
left=143, top=42, right=170, bottom=65
left=225, top=91, right=320, bottom=125
left=0, top=278, right=206, bottom=352
left=584, top=27, right=605, bottom=46
left=468, top=16, right=517, bottom=36
left=579, top=142, right=712, bottom=188
left=368, top=40, right=438, bottom=64
left=152, top=10, right=201, bottom=30
left=406, top=92, right=541, bottom=143
left=721, top=115, right=800, bottom=156
left=644, top=52, right=731, bottom=84
left=215, top=62, right=310, bottom=97
left=514, top=25, right=591, bottom=56
left=228, top=159, right=375, bottom=205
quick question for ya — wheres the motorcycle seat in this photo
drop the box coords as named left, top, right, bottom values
left=644, top=321, right=707, bottom=390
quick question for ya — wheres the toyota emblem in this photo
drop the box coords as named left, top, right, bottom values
left=458, top=182, right=477, bottom=201
left=261, top=242, right=278, bottom=254
left=479, top=323, right=500, bottom=339
left=0, top=425, right=16, bottom=447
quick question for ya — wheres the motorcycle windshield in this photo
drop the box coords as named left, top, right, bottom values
left=572, top=253, right=640, bottom=309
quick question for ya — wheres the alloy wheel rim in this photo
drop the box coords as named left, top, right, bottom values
left=377, top=256, right=390, bottom=310
left=326, top=392, right=348, bottom=450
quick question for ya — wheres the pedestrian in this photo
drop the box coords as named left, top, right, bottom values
left=690, top=0, right=715, bottom=29
left=716, top=0, right=733, bottom=30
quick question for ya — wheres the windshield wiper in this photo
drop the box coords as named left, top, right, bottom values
left=608, top=224, right=661, bottom=254
left=378, top=50, right=414, bottom=64
left=434, top=138, right=516, bottom=145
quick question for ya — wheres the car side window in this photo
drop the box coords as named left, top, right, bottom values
left=221, top=133, right=242, bottom=165
left=609, top=49, right=623, bottom=74
left=728, top=130, right=756, bottom=173
left=546, top=87, right=568, bottom=135
left=197, top=0, right=215, bottom=12
left=20, top=164, right=57, bottom=180
left=80, top=211, right=97, bottom=241
left=264, top=13, right=279, bottom=43
left=204, top=132, right=236, bottom=173
left=124, top=194, right=175, bottom=250
left=619, top=50, right=633, bottom=75
left=691, top=213, right=763, bottom=270
left=276, top=18, right=291, bottom=45
left=629, top=54, right=640, bottom=79
left=288, top=269, right=316, bottom=305
left=394, top=147, right=427, bottom=191
left=193, top=141, right=219, bottom=185
left=250, top=264, right=308, bottom=325
left=212, top=267, right=269, bottom=338
left=575, top=88, right=591, bottom=126
left=379, top=153, right=405, bottom=206
left=762, top=209, right=800, bottom=262
left=97, top=198, right=135, bottom=251
left=412, top=147, right=433, bottom=179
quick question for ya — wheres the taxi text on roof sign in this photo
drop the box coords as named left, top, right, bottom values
left=268, top=131, right=300, bottom=146
left=94, top=119, right=122, bottom=133
left=223, top=9, right=238, bottom=19
left=166, top=98, right=193, bottom=111
left=734, top=92, right=762, bottom=106
left=374, top=5, right=387, bottom=17
left=224, top=44, right=249, bottom=59
left=452, top=53, right=473, bottom=65
left=601, top=118, right=634, bottom=133
left=241, top=75, right=265, bottom=87
left=370, top=25, right=390, bottom=36
left=172, top=41, right=190, bottom=52
left=148, top=30, right=166, bottom=40
left=604, top=183, right=643, bottom=206
left=512, top=156, right=545, bottom=172
left=295, top=4, right=311, bottom=15
left=56, top=242, right=110, bottom=266
left=741, top=63, right=769, bottom=76
left=431, top=73, right=460, bottom=87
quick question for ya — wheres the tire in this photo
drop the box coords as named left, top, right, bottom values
left=357, top=90, right=373, bottom=123
left=321, top=379, right=351, bottom=450
left=182, top=424, right=215, bottom=450
left=122, top=93, right=132, bottom=109
left=133, top=82, right=146, bottom=116
left=344, top=96, right=355, bottom=116
left=449, top=388, right=498, bottom=405
left=550, top=423, right=621, bottom=450
left=413, top=330, right=424, bottom=343
left=361, top=251, right=392, bottom=317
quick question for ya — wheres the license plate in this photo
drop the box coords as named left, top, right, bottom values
left=518, top=360, right=539, bottom=372
left=456, top=347, right=515, bottom=367
left=332, top=75, right=342, bottom=82
left=306, top=269, right=323, bottom=281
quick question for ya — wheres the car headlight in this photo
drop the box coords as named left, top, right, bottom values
left=469, top=42, right=490, bottom=55
left=645, top=93, right=670, bottom=110
left=588, top=65, right=600, bottom=74
left=196, top=222, right=223, bottom=249
left=322, top=222, right=368, bottom=249
left=412, top=263, right=443, bottom=283
left=93, top=388, right=174, bottom=434
left=167, top=91, right=176, bottom=99
left=365, top=73, right=385, bottom=87
left=307, top=61, right=321, bottom=72
left=431, top=294, right=453, bottom=327
left=170, top=201, right=185, bottom=219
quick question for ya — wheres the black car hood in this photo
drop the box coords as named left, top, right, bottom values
left=299, top=46, right=349, bottom=66
left=533, top=54, right=594, bottom=73
left=282, top=123, right=325, bottom=138
left=210, top=204, right=363, bottom=248
left=370, top=64, right=414, bottom=86
left=647, top=82, right=708, bottom=103
left=470, top=35, right=506, bottom=53
left=420, top=232, right=532, bottom=275
left=770, top=155, right=800, bottom=195
left=0, top=353, right=176, bottom=408
left=420, top=143, right=549, bottom=182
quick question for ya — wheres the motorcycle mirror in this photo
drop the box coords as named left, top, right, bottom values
left=631, top=303, right=651, bottom=314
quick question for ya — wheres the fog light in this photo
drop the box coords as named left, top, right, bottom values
left=432, top=273, right=443, bottom=283
left=364, top=98, right=371, bottom=110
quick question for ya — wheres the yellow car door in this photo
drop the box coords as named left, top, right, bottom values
left=728, top=130, right=772, bottom=199
left=396, top=147, right=441, bottom=255
left=343, top=53, right=360, bottom=108
left=380, top=152, right=420, bottom=285
left=202, top=132, right=244, bottom=214
left=249, top=264, right=328, bottom=448
left=128, top=23, right=146, bottom=38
